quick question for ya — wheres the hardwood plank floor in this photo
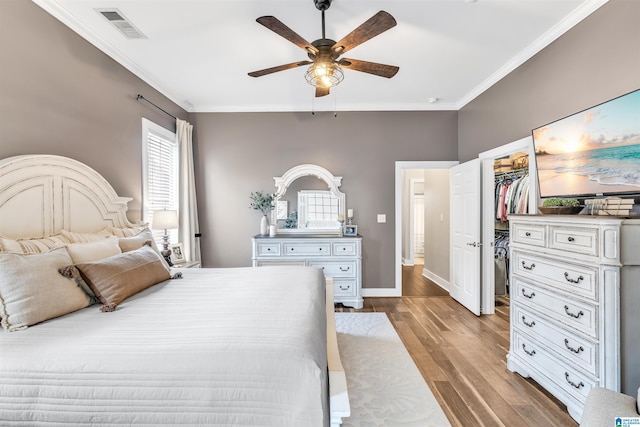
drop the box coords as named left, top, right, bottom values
left=336, top=268, right=578, bottom=427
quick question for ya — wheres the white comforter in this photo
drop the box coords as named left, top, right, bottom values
left=0, top=266, right=328, bottom=426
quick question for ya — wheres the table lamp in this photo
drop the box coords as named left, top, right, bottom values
left=152, top=209, right=179, bottom=266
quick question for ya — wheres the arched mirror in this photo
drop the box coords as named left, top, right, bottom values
left=272, top=164, right=346, bottom=234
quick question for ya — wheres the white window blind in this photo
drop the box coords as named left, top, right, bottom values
left=142, top=118, right=178, bottom=244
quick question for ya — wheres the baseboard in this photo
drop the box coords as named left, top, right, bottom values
left=401, top=257, right=414, bottom=266
left=422, top=268, right=450, bottom=292
left=362, top=287, right=402, bottom=297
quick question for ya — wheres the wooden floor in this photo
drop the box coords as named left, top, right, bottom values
left=335, top=265, right=578, bottom=427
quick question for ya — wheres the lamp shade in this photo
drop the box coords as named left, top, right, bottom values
left=152, top=210, right=178, bottom=230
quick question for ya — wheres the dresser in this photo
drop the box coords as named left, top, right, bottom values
left=507, top=215, right=640, bottom=422
left=252, top=235, right=363, bottom=309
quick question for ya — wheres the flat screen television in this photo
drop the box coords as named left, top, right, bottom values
left=532, top=88, right=640, bottom=199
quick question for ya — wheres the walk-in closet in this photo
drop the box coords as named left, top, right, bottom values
left=493, top=154, right=530, bottom=301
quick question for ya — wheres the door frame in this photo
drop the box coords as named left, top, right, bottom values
left=405, top=178, right=424, bottom=266
left=478, top=136, right=538, bottom=314
left=389, top=161, right=458, bottom=297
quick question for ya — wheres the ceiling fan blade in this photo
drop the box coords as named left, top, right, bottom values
left=338, top=58, right=399, bottom=78
left=315, top=86, right=330, bottom=97
left=256, top=16, right=319, bottom=55
left=332, top=11, right=396, bottom=56
left=248, top=61, right=312, bottom=78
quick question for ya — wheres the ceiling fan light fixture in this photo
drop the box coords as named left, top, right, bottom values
left=305, top=62, right=344, bottom=88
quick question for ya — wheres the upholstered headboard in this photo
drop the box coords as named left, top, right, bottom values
left=0, top=155, right=136, bottom=239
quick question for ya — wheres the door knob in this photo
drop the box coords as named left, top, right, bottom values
left=466, top=242, right=482, bottom=247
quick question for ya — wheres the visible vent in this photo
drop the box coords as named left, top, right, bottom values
left=96, top=8, right=147, bottom=39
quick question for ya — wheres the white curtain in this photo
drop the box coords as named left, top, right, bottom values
left=177, top=118, right=201, bottom=263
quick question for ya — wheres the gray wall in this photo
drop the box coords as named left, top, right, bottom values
left=191, top=111, right=458, bottom=289
left=423, top=169, right=450, bottom=285
left=458, top=0, right=640, bottom=161
left=0, top=0, right=188, bottom=219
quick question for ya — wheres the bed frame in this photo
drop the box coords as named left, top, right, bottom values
left=0, top=154, right=350, bottom=426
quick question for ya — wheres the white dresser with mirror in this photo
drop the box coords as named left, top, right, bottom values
left=252, top=164, right=364, bottom=309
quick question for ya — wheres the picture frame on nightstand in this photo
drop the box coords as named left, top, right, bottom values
left=170, top=243, right=185, bottom=264
left=344, top=225, right=357, bottom=237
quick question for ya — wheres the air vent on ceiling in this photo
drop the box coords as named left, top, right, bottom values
left=96, top=8, right=147, bottom=39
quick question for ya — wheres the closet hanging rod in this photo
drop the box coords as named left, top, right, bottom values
left=136, top=94, right=176, bottom=120
left=495, top=168, right=528, bottom=182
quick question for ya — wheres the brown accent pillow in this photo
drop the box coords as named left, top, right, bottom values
left=0, top=247, right=91, bottom=331
left=74, top=243, right=170, bottom=311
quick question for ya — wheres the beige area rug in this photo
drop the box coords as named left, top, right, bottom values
left=335, top=312, right=451, bottom=427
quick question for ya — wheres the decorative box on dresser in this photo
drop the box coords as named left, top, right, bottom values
left=252, top=235, right=363, bottom=309
left=507, top=215, right=640, bottom=423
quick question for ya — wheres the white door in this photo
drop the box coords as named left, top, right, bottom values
left=450, top=159, right=481, bottom=315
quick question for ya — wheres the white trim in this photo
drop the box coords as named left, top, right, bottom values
left=478, top=135, right=536, bottom=314
left=362, top=287, right=402, bottom=298
left=422, top=268, right=449, bottom=292
left=456, top=0, right=609, bottom=109
left=394, top=161, right=459, bottom=298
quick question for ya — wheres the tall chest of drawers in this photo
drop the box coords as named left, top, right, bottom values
left=252, top=235, right=363, bottom=309
left=507, top=215, right=640, bottom=422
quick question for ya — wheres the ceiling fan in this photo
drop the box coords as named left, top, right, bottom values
left=248, top=0, right=399, bottom=97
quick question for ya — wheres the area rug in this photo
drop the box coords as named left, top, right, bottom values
left=335, top=312, right=451, bottom=427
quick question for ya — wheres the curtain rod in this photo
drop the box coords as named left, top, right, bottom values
left=136, top=94, right=176, bottom=120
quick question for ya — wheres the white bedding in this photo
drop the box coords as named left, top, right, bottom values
left=0, top=266, right=328, bottom=426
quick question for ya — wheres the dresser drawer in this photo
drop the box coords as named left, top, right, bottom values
left=332, top=242, right=358, bottom=256
left=334, top=280, right=357, bottom=297
left=255, top=242, right=281, bottom=256
left=309, top=261, right=357, bottom=278
left=513, top=251, right=597, bottom=300
left=514, top=305, right=598, bottom=376
left=511, top=222, right=546, bottom=247
left=513, top=332, right=595, bottom=403
left=513, top=279, right=598, bottom=338
left=283, top=242, right=331, bottom=256
left=549, top=226, right=599, bottom=257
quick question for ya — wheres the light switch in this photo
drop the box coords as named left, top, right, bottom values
left=377, top=214, right=386, bottom=223
left=440, top=213, right=444, bottom=222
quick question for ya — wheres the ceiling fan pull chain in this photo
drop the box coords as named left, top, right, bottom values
left=311, top=89, right=316, bottom=115
left=334, top=91, right=338, bottom=118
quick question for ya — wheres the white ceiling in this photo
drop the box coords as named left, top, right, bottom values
left=33, top=0, right=608, bottom=113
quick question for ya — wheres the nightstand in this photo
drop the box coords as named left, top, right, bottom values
left=173, top=261, right=201, bottom=268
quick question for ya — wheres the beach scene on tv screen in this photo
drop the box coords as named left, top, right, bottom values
left=533, top=89, right=640, bottom=198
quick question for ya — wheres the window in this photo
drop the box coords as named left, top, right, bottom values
left=142, top=118, right=178, bottom=245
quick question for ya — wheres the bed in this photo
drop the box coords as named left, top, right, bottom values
left=0, top=154, right=350, bottom=426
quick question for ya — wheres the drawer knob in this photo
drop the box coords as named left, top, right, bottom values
left=521, top=316, right=535, bottom=328
left=339, top=266, right=350, bottom=272
left=521, top=261, right=535, bottom=271
left=319, top=248, right=322, bottom=251
left=567, top=236, right=575, bottom=242
left=522, top=343, right=536, bottom=357
left=564, top=372, right=584, bottom=389
left=267, top=248, right=271, bottom=251
left=521, top=289, right=535, bottom=299
left=564, top=339, right=584, bottom=354
left=525, top=232, right=531, bottom=237
left=339, top=285, right=349, bottom=291
left=564, top=305, right=584, bottom=319
left=564, top=272, right=584, bottom=284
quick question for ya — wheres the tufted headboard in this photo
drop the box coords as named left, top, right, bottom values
left=0, top=155, right=136, bottom=239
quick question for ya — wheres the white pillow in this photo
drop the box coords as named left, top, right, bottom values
left=0, top=247, right=91, bottom=331
left=66, top=236, right=121, bottom=263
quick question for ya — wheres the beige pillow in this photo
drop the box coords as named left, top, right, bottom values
left=117, top=228, right=169, bottom=269
left=60, top=229, right=111, bottom=243
left=74, top=243, right=171, bottom=311
left=106, top=225, right=149, bottom=238
left=66, top=236, right=122, bottom=263
left=0, top=247, right=91, bottom=331
left=0, top=234, right=71, bottom=254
